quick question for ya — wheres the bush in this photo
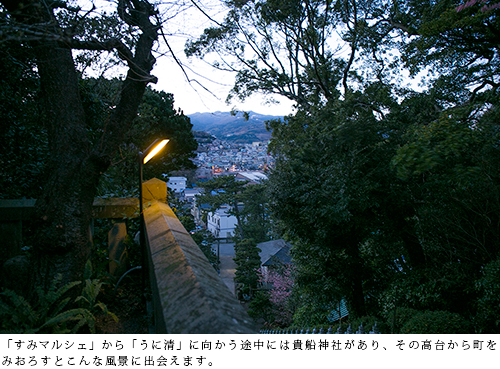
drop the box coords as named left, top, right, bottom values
left=0, top=261, right=116, bottom=333
left=384, top=307, right=420, bottom=333
left=292, top=302, right=333, bottom=327
left=475, top=258, right=500, bottom=333
left=401, top=310, right=472, bottom=334
left=247, top=290, right=274, bottom=326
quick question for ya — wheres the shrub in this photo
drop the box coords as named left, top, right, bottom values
left=0, top=262, right=116, bottom=334
left=247, top=290, right=274, bottom=326
left=475, top=258, right=500, bottom=333
left=401, top=310, right=472, bottom=334
left=384, top=307, right=420, bottom=333
left=292, top=302, right=334, bottom=327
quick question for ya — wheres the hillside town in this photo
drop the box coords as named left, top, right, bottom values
left=193, top=135, right=274, bottom=173
left=167, top=133, right=272, bottom=239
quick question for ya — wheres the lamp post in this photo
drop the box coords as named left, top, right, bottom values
left=138, top=138, right=169, bottom=296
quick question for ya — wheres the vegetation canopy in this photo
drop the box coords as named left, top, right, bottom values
left=0, top=0, right=197, bottom=330
left=188, top=0, right=500, bottom=332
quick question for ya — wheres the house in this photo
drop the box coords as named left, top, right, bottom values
left=191, top=199, right=210, bottom=226
left=166, top=176, right=187, bottom=194
left=183, top=188, right=202, bottom=204
left=256, top=239, right=293, bottom=292
left=207, top=205, right=238, bottom=239
left=257, top=239, right=292, bottom=273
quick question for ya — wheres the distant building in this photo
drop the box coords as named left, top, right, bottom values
left=207, top=205, right=238, bottom=239
left=257, top=239, right=292, bottom=272
left=183, top=188, right=202, bottom=204
left=235, top=171, right=268, bottom=185
left=167, top=176, right=187, bottom=193
left=195, top=167, right=212, bottom=180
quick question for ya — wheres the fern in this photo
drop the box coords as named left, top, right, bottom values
left=0, top=289, right=38, bottom=329
left=0, top=271, right=116, bottom=333
left=33, top=277, right=82, bottom=325
left=95, top=301, right=119, bottom=323
left=40, top=308, right=96, bottom=333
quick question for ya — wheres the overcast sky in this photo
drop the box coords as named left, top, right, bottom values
left=150, top=0, right=295, bottom=116
left=79, top=0, right=293, bottom=116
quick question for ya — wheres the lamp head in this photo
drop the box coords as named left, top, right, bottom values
left=143, top=139, right=169, bottom=164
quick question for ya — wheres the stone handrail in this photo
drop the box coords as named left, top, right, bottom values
left=141, top=178, right=256, bottom=333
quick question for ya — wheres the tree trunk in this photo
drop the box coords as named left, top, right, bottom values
left=400, top=225, right=427, bottom=270
left=2, top=0, right=158, bottom=289
left=344, top=235, right=367, bottom=318
left=392, top=208, right=427, bottom=270
left=232, top=199, right=245, bottom=239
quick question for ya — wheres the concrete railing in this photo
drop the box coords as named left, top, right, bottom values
left=141, top=178, right=256, bottom=333
left=0, top=178, right=256, bottom=334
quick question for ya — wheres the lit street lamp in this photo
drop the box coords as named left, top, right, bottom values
left=139, top=138, right=169, bottom=218
left=138, top=138, right=169, bottom=294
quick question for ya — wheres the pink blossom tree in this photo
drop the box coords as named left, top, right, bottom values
left=456, top=0, right=500, bottom=12
left=258, top=264, right=296, bottom=326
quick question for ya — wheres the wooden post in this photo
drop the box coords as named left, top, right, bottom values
left=108, top=220, right=129, bottom=277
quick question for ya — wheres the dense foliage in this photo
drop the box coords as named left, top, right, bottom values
left=79, top=78, right=197, bottom=198
left=0, top=73, right=197, bottom=200
left=0, top=41, right=45, bottom=199
left=189, top=0, right=500, bottom=332
left=234, top=238, right=262, bottom=299
left=0, top=0, right=198, bottom=332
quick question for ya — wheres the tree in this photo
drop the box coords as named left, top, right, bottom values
left=385, top=0, right=500, bottom=323
left=237, top=183, right=273, bottom=242
left=254, top=264, right=295, bottom=327
left=196, top=175, right=248, bottom=238
left=234, top=238, right=261, bottom=299
left=186, top=0, right=404, bottom=110
left=395, top=0, right=500, bottom=109
left=187, top=0, right=500, bottom=331
left=0, top=0, right=160, bottom=289
left=187, top=0, right=412, bottom=318
left=267, top=92, right=404, bottom=318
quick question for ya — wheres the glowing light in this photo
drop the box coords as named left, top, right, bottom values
left=143, top=139, right=169, bottom=164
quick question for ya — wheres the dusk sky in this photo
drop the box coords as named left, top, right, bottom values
left=150, top=0, right=296, bottom=116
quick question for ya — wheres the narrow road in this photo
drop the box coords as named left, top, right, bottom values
left=214, top=242, right=236, bottom=295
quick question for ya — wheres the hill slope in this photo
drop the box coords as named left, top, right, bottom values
left=188, top=111, right=282, bottom=143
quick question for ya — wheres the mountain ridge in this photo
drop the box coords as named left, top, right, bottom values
left=188, top=111, right=283, bottom=143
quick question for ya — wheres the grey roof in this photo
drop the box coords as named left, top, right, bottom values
left=262, top=244, right=292, bottom=266
left=257, top=239, right=292, bottom=266
left=184, top=189, right=201, bottom=195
